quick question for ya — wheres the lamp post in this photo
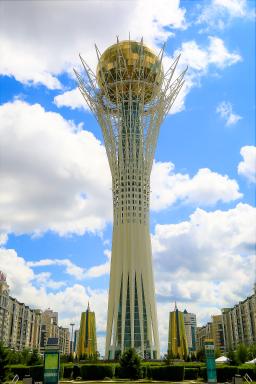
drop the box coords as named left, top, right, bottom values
left=70, top=323, right=75, bottom=354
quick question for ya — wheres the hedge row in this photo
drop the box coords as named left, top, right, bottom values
left=199, top=366, right=256, bottom=382
left=7, top=362, right=256, bottom=382
left=147, top=365, right=184, bottom=381
left=6, top=365, right=43, bottom=381
left=184, top=367, right=199, bottom=380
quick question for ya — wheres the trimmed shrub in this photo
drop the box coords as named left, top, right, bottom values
left=142, top=364, right=148, bottom=378
left=115, top=365, right=126, bottom=378
left=59, top=364, right=64, bottom=379
left=7, top=365, right=30, bottom=380
left=199, top=366, right=207, bottom=380
left=199, top=366, right=238, bottom=382
left=238, top=366, right=256, bottom=380
left=184, top=367, right=199, bottom=380
left=73, top=364, right=81, bottom=379
left=217, top=366, right=238, bottom=382
left=29, top=365, right=44, bottom=381
left=147, top=365, right=184, bottom=381
left=63, top=365, right=73, bottom=378
left=80, top=364, right=114, bottom=380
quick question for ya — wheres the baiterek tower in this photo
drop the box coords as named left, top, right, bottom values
left=75, top=38, right=186, bottom=360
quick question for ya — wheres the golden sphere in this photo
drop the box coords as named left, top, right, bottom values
left=96, top=40, right=163, bottom=104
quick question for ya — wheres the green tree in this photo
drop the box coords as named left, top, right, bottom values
left=21, top=348, right=30, bottom=364
left=248, top=343, right=256, bottom=360
left=163, top=350, right=174, bottom=365
left=0, top=342, right=9, bottom=382
left=196, top=348, right=205, bottom=362
left=119, top=348, right=142, bottom=380
left=67, top=353, right=74, bottom=362
left=191, top=352, right=197, bottom=361
left=8, top=349, right=22, bottom=364
left=227, top=349, right=238, bottom=365
left=28, top=348, right=42, bottom=366
left=236, top=344, right=248, bottom=364
left=215, top=348, right=221, bottom=359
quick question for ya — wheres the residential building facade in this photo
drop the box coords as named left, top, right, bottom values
left=0, top=272, right=42, bottom=350
left=183, top=309, right=197, bottom=354
left=222, top=289, right=256, bottom=351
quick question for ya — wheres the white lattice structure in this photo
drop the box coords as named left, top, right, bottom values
left=75, top=38, right=186, bottom=359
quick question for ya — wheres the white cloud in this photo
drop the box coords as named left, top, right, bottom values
left=54, top=88, right=89, bottom=111
left=196, top=0, right=253, bottom=31
left=28, top=255, right=110, bottom=280
left=152, top=202, right=255, bottom=347
left=28, top=259, right=85, bottom=280
left=0, top=247, right=108, bottom=355
left=1, top=100, right=242, bottom=237
left=167, top=36, right=241, bottom=114
left=151, top=161, right=242, bottom=211
left=208, top=36, right=242, bottom=68
left=1, top=202, right=254, bottom=354
left=0, top=233, right=8, bottom=246
left=0, top=100, right=112, bottom=236
left=216, top=101, right=242, bottom=126
left=238, top=145, right=256, bottom=183
left=0, top=0, right=186, bottom=89
left=213, top=0, right=247, bottom=17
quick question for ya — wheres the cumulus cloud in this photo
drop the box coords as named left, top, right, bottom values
left=1, top=202, right=254, bottom=353
left=54, top=88, right=89, bottom=111
left=216, top=101, right=242, bottom=126
left=1, top=99, right=241, bottom=236
left=151, top=161, right=242, bottom=211
left=166, top=36, right=242, bottom=114
left=0, top=0, right=186, bottom=89
left=0, top=100, right=112, bottom=236
left=0, top=233, right=8, bottom=246
left=28, top=259, right=85, bottom=280
left=196, top=0, right=254, bottom=31
left=238, top=145, right=256, bottom=183
left=28, top=254, right=110, bottom=280
left=0, top=247, right=108, bottom=354
left=152, top=202, right=255, bottom=345
left=152, top=203, right=255, bottom=302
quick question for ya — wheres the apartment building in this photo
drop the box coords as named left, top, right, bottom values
left=222, top=289, right=256, bottom=351
left=0, top=272, right=42, bottom=350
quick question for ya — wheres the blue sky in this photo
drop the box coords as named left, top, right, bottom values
left=0, top=0, right=255, bottom=355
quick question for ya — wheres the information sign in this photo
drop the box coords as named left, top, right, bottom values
left=43, top=350, right=60, bottom=384
left=204, top=339, right=217, bottom=383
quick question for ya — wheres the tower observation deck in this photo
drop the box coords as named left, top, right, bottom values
left=75, top=38, right=186, bottom=359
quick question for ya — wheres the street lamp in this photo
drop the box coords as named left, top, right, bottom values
left=70, top=323, right=75, bottom=354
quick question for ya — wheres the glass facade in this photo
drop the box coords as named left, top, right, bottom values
left=124, top=277, right=131, bottom=348
left=134, top=277, right=141, bottom=348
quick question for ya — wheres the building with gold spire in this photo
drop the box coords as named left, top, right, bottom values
left=77, top=303, right=97, bottom=358
left=168, top=303, right=188, bottom=358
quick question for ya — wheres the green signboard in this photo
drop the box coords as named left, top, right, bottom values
left=204, top=339, right=217, bottom=383
left=44, top=351, right=60, bottom=384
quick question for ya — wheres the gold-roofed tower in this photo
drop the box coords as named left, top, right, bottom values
left=75, top=37, right=187, bottom=360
